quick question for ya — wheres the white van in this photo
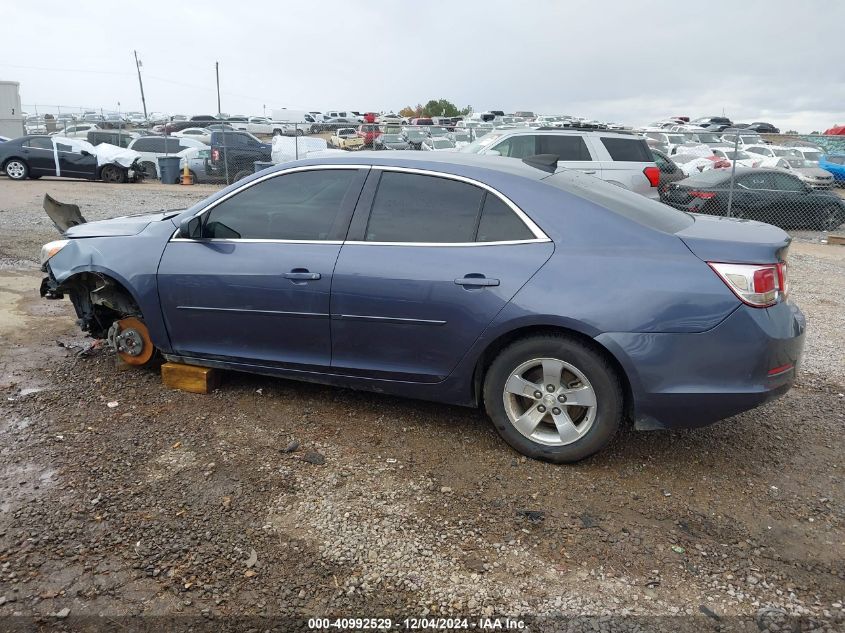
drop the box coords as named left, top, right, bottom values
left=271, top=109, right=320, bottom=133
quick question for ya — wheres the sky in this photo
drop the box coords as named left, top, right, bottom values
left=2, top=0, right=843, bottom=133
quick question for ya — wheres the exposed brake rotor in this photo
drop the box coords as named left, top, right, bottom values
left=108, top=317, right=154, bottom=366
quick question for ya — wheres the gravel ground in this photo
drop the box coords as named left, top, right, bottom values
left=0, top=178, right=843, bottom=631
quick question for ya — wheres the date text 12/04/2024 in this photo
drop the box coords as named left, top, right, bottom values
left=307, top=617, right=526, bottom=630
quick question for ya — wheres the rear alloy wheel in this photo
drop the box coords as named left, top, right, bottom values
left=5, top=159, right=28, bottom=180
left=484, top=336, right=623, bottom=463
left=100, top=164, right=127, bottom=183
left=110, top=317, right=156, bottom=367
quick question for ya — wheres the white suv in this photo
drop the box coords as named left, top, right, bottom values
left=460, top=128, right=660, bottom=199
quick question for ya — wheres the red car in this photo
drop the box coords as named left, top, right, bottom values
left=357, top=124, right=381, bottom=146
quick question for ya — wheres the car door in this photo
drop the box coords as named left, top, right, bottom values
left=157, top=166, right=367, bottom=368
left=21, top=137, right=58, bottom=175
left=330, top=169, right=554, bottom=383
left=732, top=172, right=782, bottom=223
left=768, top=171, right=819, bottom=228
left=55, top=140, right=97, bottom=178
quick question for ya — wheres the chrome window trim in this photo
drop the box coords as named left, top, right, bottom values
left=366, top=165, right=550, bottom=243
left=171, top=162, right=551, bottom=246
left=171, top=164, right=368, bottom=243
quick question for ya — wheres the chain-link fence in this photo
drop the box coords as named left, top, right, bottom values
left=654, top=131, right=845, bottom=232
left=13, top=105, right=845, bottom=232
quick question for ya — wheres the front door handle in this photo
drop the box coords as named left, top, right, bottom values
left=455, top=275, right=500, bottom=288
left=581, top=170, right=597, bottom=175
left=283, top=269, right=321, bottom=281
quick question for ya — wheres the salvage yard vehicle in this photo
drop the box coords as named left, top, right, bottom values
left=329, top=128, right=364, bottom=150
left=462, top=128, right=661, bottom=199
left=208, top=130, right=272, bottom=181
left=421, top=137, right=456, bottom=151
left=127, top=136, right=208, bottom=179
left=403, top=127, right=429, bottom=149
left=39, top=153, right=806, bottom=463
left=762, top=157, right=834, bottom=189
left=0, top=136, right=141, bottom=182
left=374, top=133, right=410, bottom=150
left=172, top=127, right=212, bottom=144
left=819, top=154, right=845, bottom=185
left=663, top=168, right=845, bottom=230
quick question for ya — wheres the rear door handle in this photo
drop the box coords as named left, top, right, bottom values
left=581, top=170, right=597, bottom=175
left=455, top=275, right=500, bottom=288
left=283, top=270, right=321, bottom=281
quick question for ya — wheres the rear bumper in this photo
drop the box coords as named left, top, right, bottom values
left=597, top=301, right=805, bottom=430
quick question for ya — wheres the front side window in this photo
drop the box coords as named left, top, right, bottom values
left=739, top=173, right=776, bottom=190
left=365, top=173, right=484, bottom=243
left=202, top=169, right=356, bottom=240
left=770, top=172, right=806, bottom=192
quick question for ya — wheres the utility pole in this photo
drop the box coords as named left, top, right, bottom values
left=215, top=62, right=221, bottom=115
left=133, top=50, right=147, bottom=119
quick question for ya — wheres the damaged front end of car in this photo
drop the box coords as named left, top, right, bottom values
left=38, top=194, right=168, bottom=366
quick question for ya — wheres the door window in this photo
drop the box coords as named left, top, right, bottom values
left=770, top=172, right=806, bottom=192
left=202, top=169, right=357, bottom=240
left=491, top=135, right=536, bottom=158
left=364, top=172, right=484, bottom=243
left=475, top=194, right=535, bottom=242
left=25, top=137, right=53, bottom=150
left=739, top=173, right=776, bottom=190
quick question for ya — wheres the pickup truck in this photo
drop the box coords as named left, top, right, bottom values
left=208, top=131, right=272, bottom=181
left=329, top=128, right=364, bottom=150
left=245, top=117, right=287, bottom=137
left=357, top=124, right=381, bottom=146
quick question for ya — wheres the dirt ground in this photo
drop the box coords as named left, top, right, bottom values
left=0, top=178, right=843, bottom=632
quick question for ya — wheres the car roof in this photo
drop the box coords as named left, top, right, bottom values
left=274, top=152, right=551, bottom=183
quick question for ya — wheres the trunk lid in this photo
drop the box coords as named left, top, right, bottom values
left=676, top=213, right=791, bottom=263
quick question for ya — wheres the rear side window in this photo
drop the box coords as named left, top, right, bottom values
left=203, top=170, right=356, bottom=240
left=601, top=137, right=653, bottom=162
left=476, top=195, right=535, bottom=242
left=26, top=138, right=53, bottom=150
left=365, top=172, right=483, bottom=243
left=538, top=136, right=592, bottom=161
left=132, top=138, right=154, bottom=152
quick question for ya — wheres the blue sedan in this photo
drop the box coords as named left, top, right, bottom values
left=819, top=154, right=845, bottom=185
left=39, top=153, right=805, bottom=462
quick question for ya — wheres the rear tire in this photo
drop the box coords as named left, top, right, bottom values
left=233, top=170, right=251, bottom=182
left=5, top=159, right=28, bottom=180
left=483, top=335, right=623, bottom=463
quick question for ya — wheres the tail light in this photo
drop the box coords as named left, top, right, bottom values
left=708, top=262, right=789, bottom=307
left=211, top=148, right=220, bottom=161
left=689, top=190, right=716, bottom=199
left=643, top=166, right=660, bottom=187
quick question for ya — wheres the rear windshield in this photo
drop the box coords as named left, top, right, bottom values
left=543, top=170, right=693, bottom=233
left=600, top=137, right=652, bottom=162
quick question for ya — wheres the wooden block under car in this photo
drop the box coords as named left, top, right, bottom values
left=828, top=234, right=845, bottom=246
left=161, top=362, right=220, bottom=394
